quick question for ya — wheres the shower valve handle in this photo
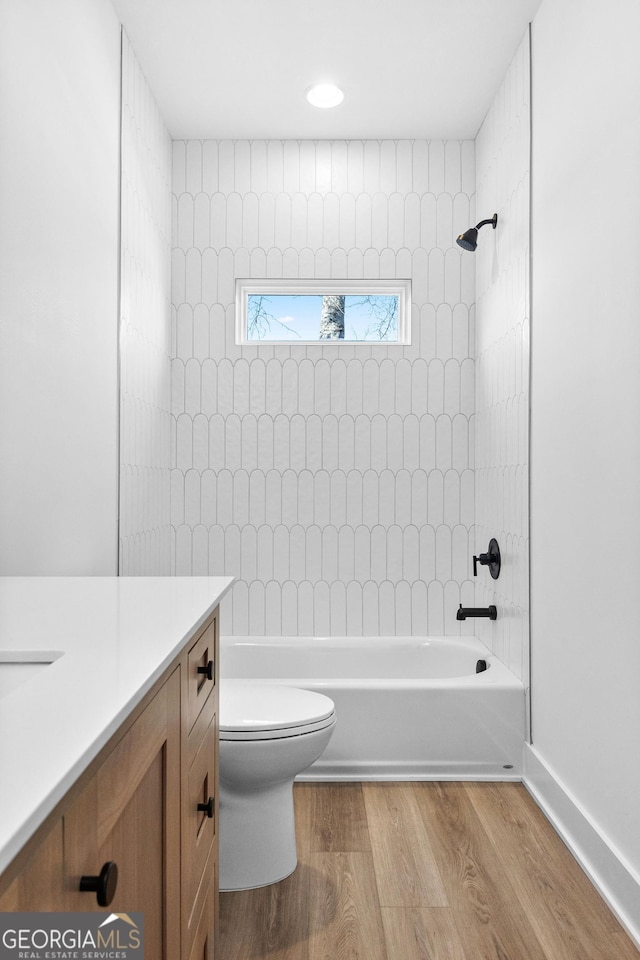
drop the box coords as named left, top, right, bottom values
left=472, top=539, right=501, bottom=579
left=473, top=552, right=494, bottom=575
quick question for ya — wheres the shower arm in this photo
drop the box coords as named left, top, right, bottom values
left=475, top=215, right=498, bottom=231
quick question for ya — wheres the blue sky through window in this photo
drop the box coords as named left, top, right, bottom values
left=247, top=294, right=399, bottom=341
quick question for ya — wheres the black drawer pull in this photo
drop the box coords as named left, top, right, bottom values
left=197, top=796, right=214, bottom=819
left=80, top=861, right=118, bottom=907
left=197, top=660, right=214, bottom=681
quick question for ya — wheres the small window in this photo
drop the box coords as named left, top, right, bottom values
left=235, top=279, right=411, bottom=345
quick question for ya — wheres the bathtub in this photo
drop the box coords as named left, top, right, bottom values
left=220, top=636, right=525, bottom=780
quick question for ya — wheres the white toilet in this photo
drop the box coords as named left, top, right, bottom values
left=219, top=680, right=336, bottom=891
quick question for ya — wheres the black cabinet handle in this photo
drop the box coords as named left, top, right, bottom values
left=197, top=660, right=214, bottom=681
left=80, top=861, right=118, bottom=907
left=197, top=796, right=214, bottom=819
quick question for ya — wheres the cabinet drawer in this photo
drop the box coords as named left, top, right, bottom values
left=188, top=677, right=215, bottom=767
left=186, top=619, right=217, bottom=733
left=187, top=854, right=216, bottom=960
left=184, top=716, right=217, bottom=924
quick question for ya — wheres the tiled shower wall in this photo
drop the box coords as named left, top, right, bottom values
left=119, top=32, right=172, bottom=574
left=474, top=30, right=530, bottom=681
left=171, top=139, right=480, bottom=635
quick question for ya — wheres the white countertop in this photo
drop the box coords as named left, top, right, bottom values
left=0, top=576, right=233, bottom=876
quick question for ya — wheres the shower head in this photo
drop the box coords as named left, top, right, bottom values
left=456, top=214, right=498, bottom=251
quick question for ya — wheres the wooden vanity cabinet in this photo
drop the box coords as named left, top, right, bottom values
left=0, top=606, right=220, bottom=960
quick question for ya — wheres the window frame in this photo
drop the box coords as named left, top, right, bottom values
left=234, top=278, right=412, bottom=345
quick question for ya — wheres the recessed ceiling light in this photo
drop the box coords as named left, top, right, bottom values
left=306, top=83, right=344, bottom=109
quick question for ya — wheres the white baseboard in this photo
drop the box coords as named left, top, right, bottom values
left=523, top=743, right=640, bottom=949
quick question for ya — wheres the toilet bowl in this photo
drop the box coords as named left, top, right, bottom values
left=219, top=680, right=336, bottom=891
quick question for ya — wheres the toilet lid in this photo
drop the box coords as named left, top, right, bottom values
left=220, top=681, right=335, bottom=739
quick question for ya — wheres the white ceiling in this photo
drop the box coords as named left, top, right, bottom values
left=112, top=0, right=542, bottom=140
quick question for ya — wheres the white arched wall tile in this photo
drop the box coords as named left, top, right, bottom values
left=452, top=525, right=470, bottom=582
left=322, top=526, right=339, bottom=582
left=427, top=580, right=444, bottom=634
left=170, top=138, right=493, bottom=635
left=429, top=250, right=447, bottom=314
left=298, top=470, right=314, bottom=526
left=362, top=470, right=379, bottom=526
left=443, top=470, right=462, bottom=526
left=330, top=471, right=346, bottom=526
left=410, top=471, right=428, bottom=527
left=346, top=470, right=363, bottom=526
left=307, top=193, right=324, bottom=249
left=231, top=580, right=249, bottom=634
left=395, top=470, right=412, bottom=528
left=184, top=469, right=201, bottom=526
left=435, top=415, right=452, bottom=471
left=216, top=470, right=234, bottom=526
left=361, top=582, right=378, bottom=637
left=435, top=524, right=453, bottom=583
left=394, top=358, right=412, bottom=416
left=370, top=526, right=387, bottom=583
left=338, top=526, right=355, bottom=582
left=193, top=413, right=209, bottom=469
left=224, top=414, right=241, bottom=472
left=192, top=524, right=208, bottom=574
left=201, top=471, right=216, bottom=525
left=265, top=581, right=282, bottom=635
left=386, top=525, right=403, bottom=583
left=401, top=416, right=419, bottom=472
left=354, top=525, right=371, bottom=583
left=298, top=581, right=315, bottom=635
left=280, top=580, right=297, bottom=634
left=330, top=247, right=347, bottom=279
left=378, top=581, right=396, bottom=635
left=403, top=525, right=420, bottom=583
left=345, top=581, right=363, bottom=636
left=306, top=524, right=323, bottom=583
left=395, top=581, right=412, bottom=635
left=232, top=469, right=250, bottom=526
left=314, top=581, right=332, bottom=637
left=322, top=416, right=340, bottom=472
left=194, top=193, right=210, bottom=251
left=411, top=581, right=429, bottom=636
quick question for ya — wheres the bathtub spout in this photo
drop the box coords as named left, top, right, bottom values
left=457, top=604, right=497, bottom=621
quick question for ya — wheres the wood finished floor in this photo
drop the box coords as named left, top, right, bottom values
left=219, top=782, right=640, bottom=960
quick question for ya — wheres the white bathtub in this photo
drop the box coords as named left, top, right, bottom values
left=220, top=636, right=525, bottom=780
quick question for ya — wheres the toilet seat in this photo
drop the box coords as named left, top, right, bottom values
left=220, top=681, right=336, bottom=741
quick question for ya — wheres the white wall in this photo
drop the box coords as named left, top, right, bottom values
left=171, top=140, right=478, bottom=635
left=0, top=0, right=121, bottom=574
left=119, top=32, right=173, bottom=574
left=474, top=32, right=531, bottom=683
left=529, top=0, right=640, bottom=937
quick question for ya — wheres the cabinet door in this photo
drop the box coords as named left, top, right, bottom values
left=65, top=669, right=180, bottom=960
left=0, top=820, right=66, bottom=911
